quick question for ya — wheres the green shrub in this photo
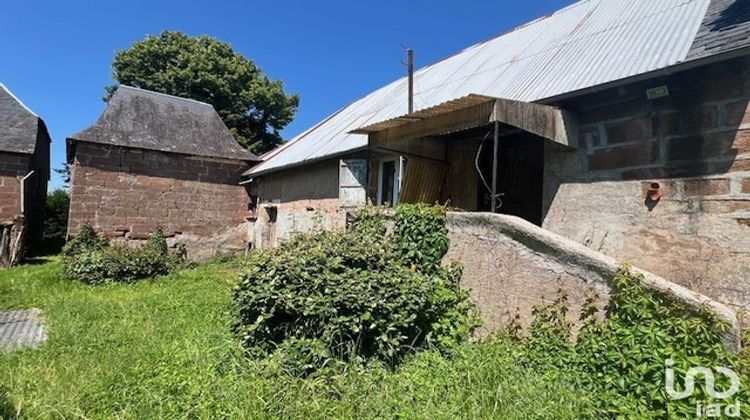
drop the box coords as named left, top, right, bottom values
left=392, top=203, right=449, bottom=274
left=62, top=224, right=108, bottom=258
left=233, top=204, right=480, bottom=374
left=347, top=205, right=388, bottom=237
left=507, top=267, right=747, bottom=418
left=63, top=226, right=187, bottom=284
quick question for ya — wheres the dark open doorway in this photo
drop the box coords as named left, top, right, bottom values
left=478, top=132, right=545, bottom=225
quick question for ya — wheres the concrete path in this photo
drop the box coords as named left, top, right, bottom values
left=0, top=309, right=47, bottom=352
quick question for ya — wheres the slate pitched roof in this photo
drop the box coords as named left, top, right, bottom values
left=69, top=86, right=258, bottom=161
left=247, top=0, right=750, bottom=177
left=0, top=84, right=42, bottom=155
left=688, top=0, right=750, bottom=59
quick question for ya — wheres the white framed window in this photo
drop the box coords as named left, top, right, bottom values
left=377, top=156, right=402, bottom=206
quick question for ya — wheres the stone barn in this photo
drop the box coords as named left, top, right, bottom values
left=245, top=0, right=750, bottom=316
left=0, top=84, right=51, bottom=267
left=67, top=86, right=258, bottom=260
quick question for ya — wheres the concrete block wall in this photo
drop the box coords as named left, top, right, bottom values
left=543, top=56, right=750, bottom=315
left=68, top=143, right=251, bottom=260
left=253, top=158, right=346, bottom=248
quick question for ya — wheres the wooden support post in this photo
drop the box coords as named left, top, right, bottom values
left=491, top=121, right=499, bottom=213
left=0, top=219, right=25, bottom=269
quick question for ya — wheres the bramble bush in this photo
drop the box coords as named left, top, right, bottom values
left=232, top=204, right=481, bottom=374
left=506, top=267, right=748, bottom=418
left=63, top=225, right=187, bottom=284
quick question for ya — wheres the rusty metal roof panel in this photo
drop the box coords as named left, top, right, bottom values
left=249, top=0, right=742, bottom=177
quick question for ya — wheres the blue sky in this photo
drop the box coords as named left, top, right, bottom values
left=1, top=0, right=575, bottom=190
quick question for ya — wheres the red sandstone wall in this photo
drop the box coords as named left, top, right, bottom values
left=0, top=153, right=30, bottom=222
left=68, top=143, right=251, bottom=260
left=543, top=56, right=750, bottom=314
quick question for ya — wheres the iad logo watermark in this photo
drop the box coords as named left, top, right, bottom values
left=665, top=359, right=741, bottom=417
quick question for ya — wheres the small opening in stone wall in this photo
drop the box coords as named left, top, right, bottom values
left=266, top=206, right=277, bottom=223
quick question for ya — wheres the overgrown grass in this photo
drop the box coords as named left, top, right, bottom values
left=0, top=259, right=593, bottom=419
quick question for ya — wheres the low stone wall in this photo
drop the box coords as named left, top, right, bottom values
left=445, top=212, right=740, bottom=351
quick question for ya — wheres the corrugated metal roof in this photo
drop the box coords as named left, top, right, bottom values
left=351, top=94, right=497, bottom=134
left=247, top=0, right=737, bottom=177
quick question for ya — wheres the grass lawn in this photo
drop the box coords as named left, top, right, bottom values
left=0, top=259, right=593, bottom=419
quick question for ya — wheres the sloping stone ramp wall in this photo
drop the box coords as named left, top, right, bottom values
left=444, top=212, right=741, bottom=352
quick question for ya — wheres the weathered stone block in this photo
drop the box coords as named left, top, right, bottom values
left=683, top=179, right=730, bottom=197
left=103, top=230, right=126, bottom=238
left=727, top=158, right=750, bottom=172
left=580, top=125, right=602, bottom=149
left=733, top=130, right=750, bottom=154
left=666, top=132, right=738, bottom=162
left=701, top=200, right=750, bottom=214
left=742, top=179, right=750, bottom=194
left=722, top=99, right=750, bottom=127
left=681, top=105, right=718, bottom=133
left=606, top=117, right=652, bottom=145
left=588, top=142, right=660, bottom=170
left=652, top=112, right=681, bottom=137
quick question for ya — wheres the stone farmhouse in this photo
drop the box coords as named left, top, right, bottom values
left=244, top=0, right=750, bottom=315
left=66, top=86, right=258, bottom=260
left=0, top=84, right=50, bottom=267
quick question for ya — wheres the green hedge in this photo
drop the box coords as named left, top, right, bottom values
left=233, top=204, right=480, bottom=374
left=63, top=225, right=187, bottom=284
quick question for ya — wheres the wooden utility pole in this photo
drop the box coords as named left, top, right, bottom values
left=407, top=48, right=414, bottom=114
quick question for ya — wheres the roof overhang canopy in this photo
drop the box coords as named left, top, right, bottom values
left=350, top=94, right=578, bottom=148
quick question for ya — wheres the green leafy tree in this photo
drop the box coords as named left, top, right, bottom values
left=54, top=165, right=71, bottom=188
left=107, top=31, right=299, bottom=154
left=41, top=189, right=70, bottom=254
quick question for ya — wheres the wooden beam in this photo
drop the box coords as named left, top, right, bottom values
left=492, top=98, right=578, bottom=148
left=370, top=100, right=496, bottom=146
left=364, top=96, right=578, bottom=165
